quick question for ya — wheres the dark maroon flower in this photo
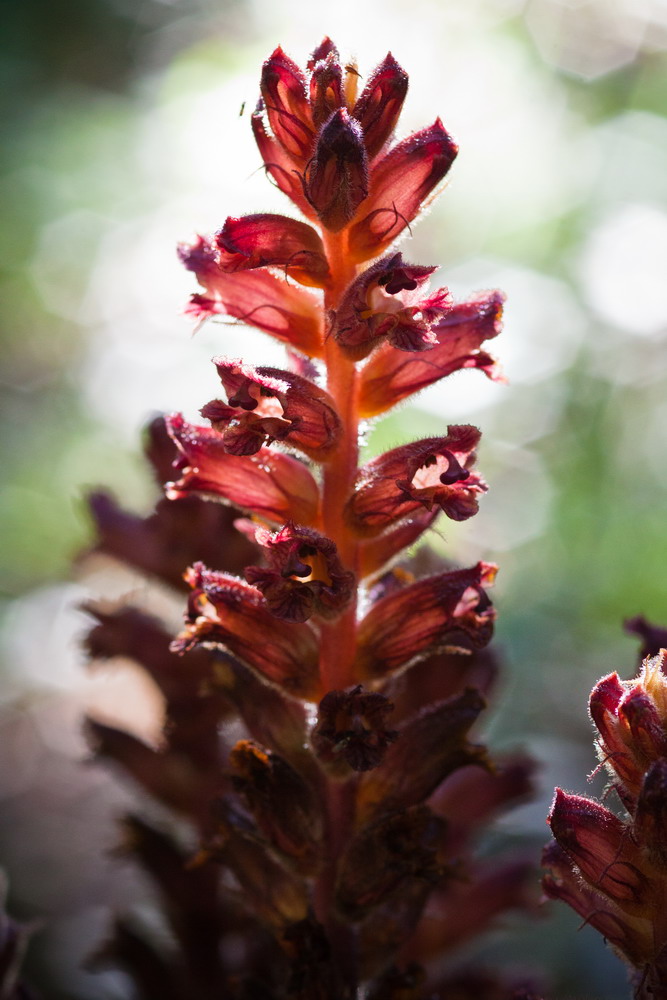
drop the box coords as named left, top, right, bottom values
left=216, top=214, right=330, bottom=288
left=311, top=685, right=398, bottom=775
left=229, top=739, right=323, bottom=873
left=357, top=688, right=489, bottom=822
left=335, top=805, right=445, bottom=919
left=203, top=801, right=309, bottom=930
left=333, top=252, right=451, bottom=360
left=202, top=359, right=341, bottom=460
left=305, top=108, right=369, bottom=231
left=244, top=522, right=355, bottom=623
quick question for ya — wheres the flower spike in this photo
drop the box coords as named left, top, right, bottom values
left=82, top=39, right=522, bottom=999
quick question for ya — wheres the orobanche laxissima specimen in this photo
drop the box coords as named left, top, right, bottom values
left=83, top=39, right=539, bottom=999
left=544, top=620, right=667, bottom=1000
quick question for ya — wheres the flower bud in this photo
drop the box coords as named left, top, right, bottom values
left=260, top=46, right=314, bottom=164
left=244, top=522, right=355, bottom=623
left=548, top=789, right=654, bottom=915
left=356, top=562, right=496, bottom=681
left=348, top=119, right=458, bottom=263
left=353, top=52, right=408, bottom=159
left=346, top=427, right=486, bottom=537
left=216, top=214, right=330, bottom=289
left=305, top=108, right=369, bottom=232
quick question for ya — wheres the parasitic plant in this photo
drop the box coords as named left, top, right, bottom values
left=83, top=39, right=540, bottom=999
left=544, top=620, right=667, bottom=999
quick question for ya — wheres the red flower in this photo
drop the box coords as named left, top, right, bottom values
left=356, top=562, right=496, bottom=681
left=334, top=252, right=451, bottom=360
left=202, top=359, right=341, bottom=461
left=359, top=290, right=505, bottom=417
left=216, top=214, right=330, bottom=289
left=347, top=426, right=486, bottom=536
left=173, top=563, right=321, bottom=700
left=179, top=236, right=324, bottom=355
left=243, top=522, right=355, bottom=623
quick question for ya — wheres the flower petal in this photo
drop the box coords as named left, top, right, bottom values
left=179, top=236, right=324, bottom=355
left=165, top=414, right=320, bottom=526
left=216, top=214, right=330, bottom=289
left=355, top=562, right=496, bottom=681
left=348, top=120, right=458, bottom=263
left=346, top=427, right=486, bottom=537
left=205, top=359, right=341, bottom=461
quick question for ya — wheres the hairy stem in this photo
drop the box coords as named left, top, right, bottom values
left=320, top=228, right=360, bottom=692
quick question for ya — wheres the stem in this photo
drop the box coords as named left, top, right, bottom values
left=319, top=227, right=360, bottom=692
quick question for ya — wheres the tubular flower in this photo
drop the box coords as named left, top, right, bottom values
left=78, top=40, right=531, bottom=1000
left=544, top=644, right=667, bottom=998
left=333, top=252, right=451, bottom=360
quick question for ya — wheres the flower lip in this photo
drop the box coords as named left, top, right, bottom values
left=333, top=252, right=448, bottom=360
